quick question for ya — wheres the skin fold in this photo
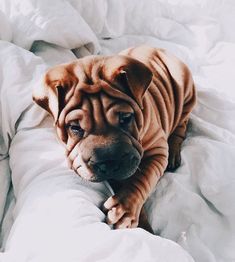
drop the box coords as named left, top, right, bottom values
left=33, top=45, right=196, bottom=232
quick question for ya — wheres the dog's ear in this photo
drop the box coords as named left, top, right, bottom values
left=33, top=65, right=77, bottom=123
left=103, top=56, right=153, bottom=109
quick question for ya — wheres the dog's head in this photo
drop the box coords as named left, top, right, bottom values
left=33, top=55, right=153, bottom=182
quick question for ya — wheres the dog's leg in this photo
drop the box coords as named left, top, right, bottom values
left=167, top=122, right=187, bottom=171
left=167, top=79, right=196, bottom=172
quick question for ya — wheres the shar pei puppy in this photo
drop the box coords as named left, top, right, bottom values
left=33, top=45, right=196, bottom=233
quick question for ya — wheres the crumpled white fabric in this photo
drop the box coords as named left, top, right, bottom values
left=0, top=0, right=100, bottom=53
left=0, top=10, right=12, bottom=41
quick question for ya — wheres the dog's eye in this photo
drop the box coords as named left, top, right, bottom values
left=119, top=112, right=134, bottom=127
left=67, top=123, right=84, bottom=137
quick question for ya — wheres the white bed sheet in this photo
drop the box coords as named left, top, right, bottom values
left=0, top=0, right=235, bottom=261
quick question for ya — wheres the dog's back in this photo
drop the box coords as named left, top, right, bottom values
left=120, top=45, right=196, bottom=138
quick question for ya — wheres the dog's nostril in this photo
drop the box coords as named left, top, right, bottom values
left=93, top=160, right=120, bottom=174
left=93, top=162, right=108, bottom=174
left=98, top=163, right=107, bottom=172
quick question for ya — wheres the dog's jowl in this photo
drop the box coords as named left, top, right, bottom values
left=33, top=45, right=196, bottom=233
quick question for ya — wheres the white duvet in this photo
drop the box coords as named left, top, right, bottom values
left=0, top=1, right=235, bottom=261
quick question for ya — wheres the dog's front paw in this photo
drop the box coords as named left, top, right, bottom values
left=103, top=188, right=144, bottom=229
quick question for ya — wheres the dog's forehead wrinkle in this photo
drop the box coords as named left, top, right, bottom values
left=100, top=93, right=117, bottom=112
left=78, top=55, right=105, bottom=81
left=89, top=93, right=107, bottom=130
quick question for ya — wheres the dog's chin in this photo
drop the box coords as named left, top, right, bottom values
left=87, top=176, right=106, bottom=183
left=78, top=165, right=139, bottom=183
left=77, top=172, right=106, bottom=183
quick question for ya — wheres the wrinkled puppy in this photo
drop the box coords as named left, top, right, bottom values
left=33, top=45, right=196, bottom=233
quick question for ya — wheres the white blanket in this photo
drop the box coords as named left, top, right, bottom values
left=0, top=0, right=235, bottom=261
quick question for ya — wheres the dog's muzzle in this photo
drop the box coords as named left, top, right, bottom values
left=87, top=142, right=141, bottom=181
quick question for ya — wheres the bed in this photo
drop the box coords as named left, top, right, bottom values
left=0, top=1, right=235, bottom=261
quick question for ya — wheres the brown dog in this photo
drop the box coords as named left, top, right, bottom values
left=33, top=45, right=196, bottom=232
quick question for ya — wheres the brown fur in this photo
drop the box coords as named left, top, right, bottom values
left=33, top=45, right=196, bottom=232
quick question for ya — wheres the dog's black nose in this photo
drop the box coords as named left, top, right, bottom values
left=86, top=143, right=141, bottom=181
